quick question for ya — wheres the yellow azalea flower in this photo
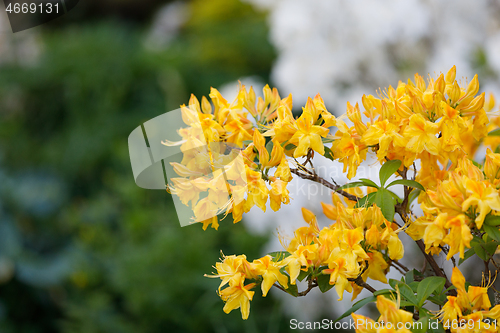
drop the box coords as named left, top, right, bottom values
left=243, top=166, right=269, bottom=213
left=423, top=213, right=448, bottom=255
left=331, top=120, right=366, bottom=179
left=461, top=178, right=500, bottom=229
left=365, top=251, right=388, bottom=283
left=274, top=157, right=293, bottom=182
left=403, top=113, right=440, bottom=155
left=205, top=254, right=253, bottom=291
left=405, top=215, right=430, bottom=241
left=439, top=102, right=467, bottom=156
left=283, top=244, right=319, bottom=285
left=267, top=138, right=285, bottom=167
left=467, top=286, right=491, bottom=311
left=322, top=256, right=355, bottom=300
left=376, top=295, right=413, bottom=327
left=484, top=149, right=500, bottom=184
left=218, top=273, right=256, bottom=320
left=438, top=296, right=462, bottom=324
left=342, top=228, right=370, bottom=260
left=264, top=103, right=297, bottom=143
left=351, top=313, right=377, bottom=333
left=269, top=179, right=290, bottom=211
left=380, top=224, right=405, bottom=260
left=252, top=255, right=288, bottom=297
left=361, top=119, right=407, bottom=161
left=252, top=129, right=269, bottom=167
left=442, top=214, right=472, bottom=260
left=288, top=110, right=329, bottom=158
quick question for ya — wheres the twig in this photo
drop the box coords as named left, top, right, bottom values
left=290, top=168, right=360, bottom=202
left=393, top=260, right=410, bottom=273
left=273, top=279, right=318, bottom=297
left=298, top=279, right=318, bottom=296
left=390, top=262, right=405, bottom=275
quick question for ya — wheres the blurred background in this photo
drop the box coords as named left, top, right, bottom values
left=1, top=0, right=500, bottom=332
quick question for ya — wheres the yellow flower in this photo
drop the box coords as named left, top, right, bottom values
left=423, top=213, right=448, bottom=255
left=322, top=256, right=355, bottom=301
left=403, top=113, right=440, bottom=155
left=442, top=214, right=472, bottom=260
left=252, top=255, right=288, bottom=296
left=462, top=178, right=500, bottom=229
left=218, top=273, right=256, bottom=320
left=269, top=179, right=290, bottom=211
left=289, top=109, right=329, bottom=158
left=361, top=119, right=407, bottom=161
left=376, top=295, right=413, bottom=327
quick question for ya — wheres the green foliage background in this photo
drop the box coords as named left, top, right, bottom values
left=0, top=1, right=292, bottom=332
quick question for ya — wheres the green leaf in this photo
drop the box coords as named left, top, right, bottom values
left=405, top=270, right=415, bottom=284
left=386, top=179, right=425, bottom=191
left=354, top=192, right=377, bottom=208
left=321, top=137, right=335, bottom=144
left=484, top=214, right=500, bottom=227
left=242, top=140, right=253, bottom=146
left=417, top=276, right=445, bottom=307
left=338, top=181, right=368, bottom=190
left=408, top=281, right=419, bottom=292
left=297, top=269, right=309, bottom=282
left=387, top=189, right=403, bottom=203
left=488, top=128, right=500, bottom=136
left=359, top=178, right=379, bottom=188
left=284, top=143, right=296, bottom=150
left=389, top=279, right=418, bottom=306
left=484, top=241, right=500, bottom=256
left=411, top=317, right=428, bottom=333
left=375, top=188, right=396, bottom=221
left=323, top=146, right=334, bottom=161
left=428, top=321, right=446, bottom=333
left=474, top=242, right=488, bottom=260
left=428, top=294, right=447, bottom=306
left=265, top=140, right=273, bottom=156
left=408, top=188, right=422, bottom=206
left=284, top=283, right=298, bottom=297
left=267, top=251, right=291, bottom=261
left=458, top=248, right=475, bottom=265
left=317, top=274, right=334, bottom=293
left=373, top=289, right=394, bottom=296
left=484, top=224, right=500, bottom=242
left=379, top=159, right=402, bottom=187
left=333, top=296, right=376, bottom=323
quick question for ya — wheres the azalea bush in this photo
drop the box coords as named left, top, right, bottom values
left=165, top=66, right=500, bottom=333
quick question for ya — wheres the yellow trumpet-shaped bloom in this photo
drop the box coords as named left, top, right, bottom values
left=218, top=273, right=256, bottom=320
left=289, top=111, right=329, bottom=158
left=403, top=113, right=440, bottom=155
left=462, top=179, right=500, bottom=229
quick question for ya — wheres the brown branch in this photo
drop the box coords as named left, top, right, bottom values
left=392, top=260, right=410, bottom=273
left=290, top=168, right=360, bottom=202
left=273, top=278, right=318, bottom=297
left=392, top=165, right=456, bottom=296
left=298, top=279, right=318, bottom=296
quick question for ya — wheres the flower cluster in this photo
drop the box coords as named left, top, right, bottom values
left=165, top=83, right=335, bottom=229
left=352, top=295, right=415, bottom=333
left=438, top=268, right=500, bottom=333
left=165, top=67, right=500, bottom=323
left=205, top=252, right=289, bottom=319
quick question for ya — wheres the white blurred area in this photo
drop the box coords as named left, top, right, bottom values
left=216, top=0, right=500, bottom=321
left=246, top=0, right=500, bottom=113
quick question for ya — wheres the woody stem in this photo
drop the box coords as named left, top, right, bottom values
left=290, top=169, right=360, bottom=202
